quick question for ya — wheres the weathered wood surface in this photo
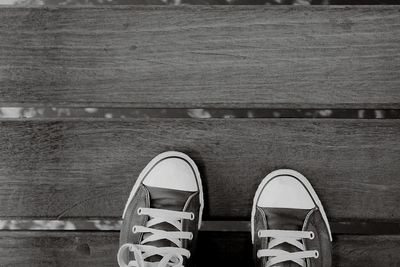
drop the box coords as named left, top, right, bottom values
left=1, top=118, right=399, bottom=220
left=0, top=6, right=400, bottom=108
left=1, top=231, right=399, bottom=266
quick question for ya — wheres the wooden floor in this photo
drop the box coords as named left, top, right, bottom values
left=0, top=6, right=400, bottom=266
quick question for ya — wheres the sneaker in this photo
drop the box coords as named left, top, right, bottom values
left=117, top=151, right=204, bottom=267
left=251, top=169, right=332, bottom=267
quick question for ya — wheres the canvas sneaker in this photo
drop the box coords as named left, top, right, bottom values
left=117, top=151, right=204, bottom=267
left=251, top=169, right=332, bottom=267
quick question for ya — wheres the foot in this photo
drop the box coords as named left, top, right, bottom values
left=251, top=169, right=332, bottom=267
left=117, top=151, right=204, bottom=267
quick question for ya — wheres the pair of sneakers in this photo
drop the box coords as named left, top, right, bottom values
left=117, top=151, right=332, bottom=267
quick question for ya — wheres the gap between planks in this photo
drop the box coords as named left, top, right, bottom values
left=1, top=220, right=400, bottom=235
left=0, top=107, right=399, bottom=119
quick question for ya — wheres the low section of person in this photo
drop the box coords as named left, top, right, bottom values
left=251, top=169, right=332, bottom=267
left=117, top=151, right=332, bottom=267
left=117, top=151, right=203, bottom=267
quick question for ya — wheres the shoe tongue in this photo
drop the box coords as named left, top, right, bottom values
left=143, top=186, right=193, bottom=263
left=263, top=208, right=311, bottom=267
left=147, top=186, right=193, bottom=212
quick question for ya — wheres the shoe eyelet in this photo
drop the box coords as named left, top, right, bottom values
left=132, top=226, right=137, bottom=233
left=137, top=208, right=143, bottom=215
left=257, top=230, right=262, bottom=238
left=314, top=250, right=319, bottom=259
left=309, top=231, right=315, bottom=240
left=189, top=233, right=193, bottom=240
left=189, top=212, right=195, bottom=221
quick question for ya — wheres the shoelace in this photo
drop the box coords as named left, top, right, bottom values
left=257, top=230, right=319, bottom=267
left=117, top=207, right=195, bottom=267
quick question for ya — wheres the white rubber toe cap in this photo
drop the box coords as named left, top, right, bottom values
left=257, top=175, right=316, bottom=209
left=142, top=157, right=198, bottom=192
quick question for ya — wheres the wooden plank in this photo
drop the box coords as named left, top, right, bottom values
left=0, top=118, right=399, bottom=220
left=0, top=231, right=399, bottom=266
left=0, top=6, right=400, bottom=108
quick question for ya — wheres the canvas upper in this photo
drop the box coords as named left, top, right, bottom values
left=117, top=151, right=203, bottom=267
left=251, top=169, right=332, bottom=267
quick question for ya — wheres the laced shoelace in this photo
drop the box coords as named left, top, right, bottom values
left=117, top=207, right=195, bottom=267
left=257, top=230, right=319, bottom=267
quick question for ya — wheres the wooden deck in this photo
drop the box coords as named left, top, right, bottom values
left=0, top=6, right=400, bottom=266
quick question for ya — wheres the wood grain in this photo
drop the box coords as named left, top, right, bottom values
left=0, top=118, right=399, bottom=220
left=0, top=231, right=399, bottom=266
left=0, top=6, right=400, bottom=108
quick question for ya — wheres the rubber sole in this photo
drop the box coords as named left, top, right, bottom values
left=251, top=169, right=332, bottom=243
left=122, top=151, right=204, bottom=230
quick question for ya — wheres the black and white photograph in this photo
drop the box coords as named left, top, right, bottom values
left=0, top=0, right=399, bottom=266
